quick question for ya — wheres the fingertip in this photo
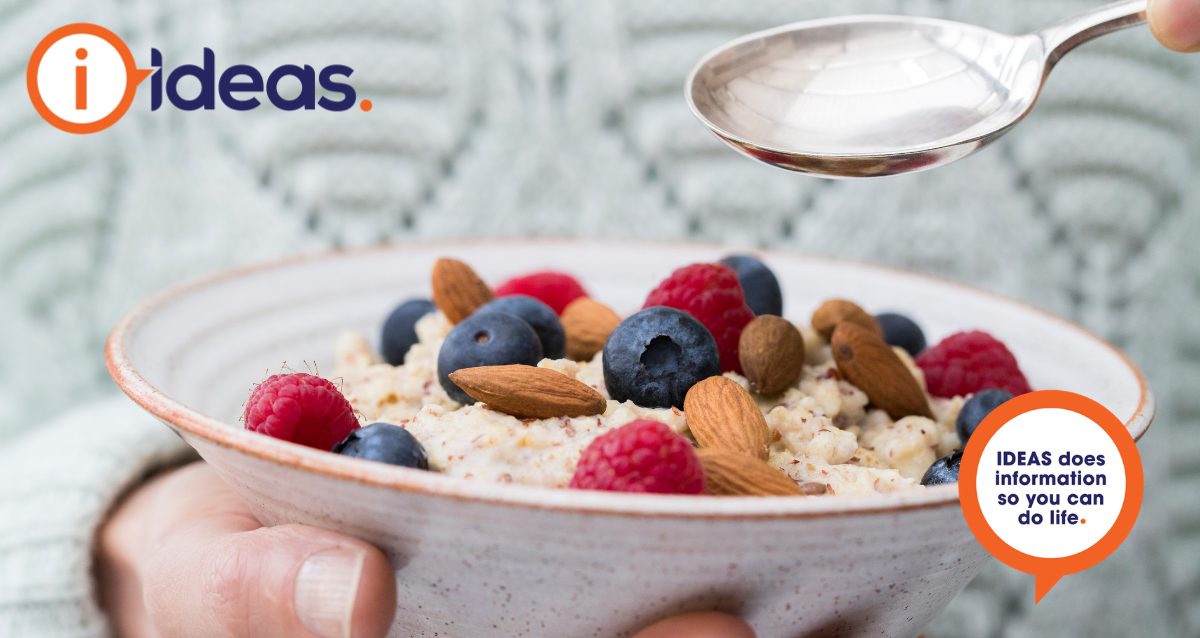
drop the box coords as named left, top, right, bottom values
left=291, top=531, right=396, bottom=638
left=350, top=543, right=397, bottom=638
left=633, top=611, right=755, bottom=638
left=1148, top=0, right=1200, bottom=53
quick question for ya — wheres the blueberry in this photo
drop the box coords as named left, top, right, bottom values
left=332, top=422, right=429, bottom=469
left=719, top=254, right=783, bottom=316
left=956, top=388, right=1014, bottom=445
left=603, top=306, right=720, bottom=409
left=875, top=312, right=926, bottom=357
left=921, top=450, right=962, bottom=486
left=380, top=298, right=436, bottom=365
left=438, top=312, right=543, bottom=404
left=475, top=295, right=565, bottom=359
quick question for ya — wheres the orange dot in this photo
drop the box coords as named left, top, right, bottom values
left=75, top=47, right=87, bottom=60
left=1080, top=519, right=1086, bottom=524
left=360, top=99, right=372, bottom=112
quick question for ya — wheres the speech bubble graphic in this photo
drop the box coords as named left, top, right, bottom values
left=27, top=23, right=153, bottom=134
left=959, top=390, right=1143, bottom=603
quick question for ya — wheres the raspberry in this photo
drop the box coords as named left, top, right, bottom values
left=644, top=263, right=755, bottom=373
left=915, top=331, right=1032, bottom=398
left=494, top=271, right=588, bottom=315
left=569, top=419, right=705, bottom=494
left=243, top=373, right=359, bottom=450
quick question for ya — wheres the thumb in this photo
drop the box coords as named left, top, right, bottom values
left=142, top=464, right=396, bottom=638
left=1148, top=0, right=1200, bottom=52
left=632, top=612, right=756, bottom=638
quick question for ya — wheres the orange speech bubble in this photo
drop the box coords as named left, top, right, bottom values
left=959, top=390, right=1143, bottom=603
left=27, top=23, right=153, bottom=134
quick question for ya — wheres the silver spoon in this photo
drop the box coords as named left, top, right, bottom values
left=685, top=0, right=1147, bottom=178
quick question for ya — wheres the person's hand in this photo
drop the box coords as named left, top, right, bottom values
left=97, top=462, right=756, bottom=638
left=97, top=462, right=396, bottom=638
left=1149, top=0, right=1200, bottom=52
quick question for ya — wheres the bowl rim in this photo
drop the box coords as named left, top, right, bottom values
left=105, top=238, right=1154, bottom=519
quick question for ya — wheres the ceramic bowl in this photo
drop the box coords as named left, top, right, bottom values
left=106, top=240, right=1153, bottom=638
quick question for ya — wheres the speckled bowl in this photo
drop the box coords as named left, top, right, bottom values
left=106, top=240, right=1153, bottom=638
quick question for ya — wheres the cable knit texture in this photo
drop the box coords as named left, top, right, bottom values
left=0, top=0, right=1197, bottom=637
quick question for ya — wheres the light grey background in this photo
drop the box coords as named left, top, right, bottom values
left=0, top=0, right=1196, bottom=635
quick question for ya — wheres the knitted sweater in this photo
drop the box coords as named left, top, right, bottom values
left=0, top=0, right=1196, bottom=636
left=0, top=400, right=196, bottom=637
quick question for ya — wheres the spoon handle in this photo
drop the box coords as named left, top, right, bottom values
left=1038, top=0, right=1148, bottom=67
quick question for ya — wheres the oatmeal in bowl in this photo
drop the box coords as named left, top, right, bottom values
left=248, top=253, right=1037, bottom=498
left=106, top=241, right=1153, bottom=638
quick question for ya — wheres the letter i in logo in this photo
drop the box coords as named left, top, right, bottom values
left=27, top=24, right=152, bottom=134
left=75, top=47, right=87, bottom=109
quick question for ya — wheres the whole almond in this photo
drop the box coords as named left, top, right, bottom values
left=738, top=315, right=805, bottom=394
left=684, top=376, right=771, bottom=460
left=697, top=448, right=804, bottom=496
left=448, top=365, right=607, bottom=419
left=830, top=322, right=932, bottom=419
left=811, top=299, right=882, bottom=340
left=561, top=298, right=622, bottom=361
left=432, top=258, right=494, bottom=324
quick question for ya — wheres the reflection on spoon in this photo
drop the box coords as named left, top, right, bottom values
left=686, top=0, right=1148, bottom=178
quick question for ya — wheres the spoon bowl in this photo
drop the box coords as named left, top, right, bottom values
left=687, top=0, right=1147, bottom=177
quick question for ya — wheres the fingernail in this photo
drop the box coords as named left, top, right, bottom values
left=295, top=547, right=365, bottom=638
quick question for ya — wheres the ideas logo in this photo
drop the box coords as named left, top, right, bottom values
left=27, top=23, right=369, bottom=135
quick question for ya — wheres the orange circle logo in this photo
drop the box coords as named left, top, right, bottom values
left=27, top=24, right=152, bottom=134
left=959, top=390, right=1144, bottom=603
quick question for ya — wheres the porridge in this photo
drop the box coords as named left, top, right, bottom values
left=243, top=256, right=1030, bottom=496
